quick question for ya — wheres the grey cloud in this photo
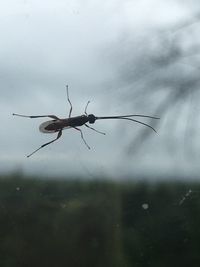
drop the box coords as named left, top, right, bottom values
left=1, top=0, right=200, bottom=178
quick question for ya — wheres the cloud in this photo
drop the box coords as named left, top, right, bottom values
left=1, top=0, right=200, bottom=178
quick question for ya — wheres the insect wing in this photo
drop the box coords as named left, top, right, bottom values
left=39, top=120, right=55, bottom=133
left=39, top=120, right=71, bottom=133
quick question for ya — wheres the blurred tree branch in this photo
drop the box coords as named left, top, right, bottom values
left=117, top=12, right=200, bottom=155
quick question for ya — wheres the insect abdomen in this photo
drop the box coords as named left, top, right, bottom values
left=39, top=120, right=64, bottom=133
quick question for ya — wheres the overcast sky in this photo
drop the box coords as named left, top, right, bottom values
left=1, top=0, right=200, bottom=179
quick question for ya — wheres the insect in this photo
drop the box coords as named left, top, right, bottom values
left=13, top=85, right=159, bottom=157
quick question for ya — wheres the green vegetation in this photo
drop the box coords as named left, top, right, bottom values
left=0, top=174, right=199, bottom=266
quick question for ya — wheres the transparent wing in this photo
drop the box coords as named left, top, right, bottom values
left=39, top=120, right=71, bottom=133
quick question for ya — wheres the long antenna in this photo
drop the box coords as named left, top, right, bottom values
left=97, top=114, right=159, bottom=120
left=95, top=115, right=159, bottom=133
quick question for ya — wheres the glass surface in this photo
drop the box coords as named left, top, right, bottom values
left=0, top=175, right=199, bottom=266
left=1, top=1, right=200, bottom=266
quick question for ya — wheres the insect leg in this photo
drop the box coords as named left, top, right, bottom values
left=13, top=114, right=60, bottom=120
left=66, top=85, right=72, bottom=118
left=73, top=127, right=90, bottom=149
left=85, top=124, right=106, bottom=135
left=27, top=130, right=62, bottom=158
left=84, top=101, right=90, bottom=115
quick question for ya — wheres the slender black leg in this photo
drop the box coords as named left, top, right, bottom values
left=73, top=127, right=90, bottom=149
left=85, top=124, right=106, bottom=135
left=84, top=101, right=90, bottom=115
left=13, top=113, right=60, bottom=120
left=66, top=85, right=72, bottom=118
left=27, top=130, right=62, bottom=158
